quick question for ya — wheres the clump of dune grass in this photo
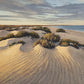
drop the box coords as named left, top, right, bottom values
left=60, top=39, right=80, bottom=49
left=15, top=31, right=39, bottom=38
left=56, top=28, right=66, bottom=32
left=43, top=33, right=60, bottom=42
left=9, top=40, right=25, bottom=46
left=32, top=26, right=51, bottom=33
left=0, top=33, right=15, bottom=41
left=0, top=31, right=40, bottom=41
left=15, top=31, right=30, bottom=37
left=6, top=33, right=15, bottom=38
left=34, top=33, right=60, bottom=49
left=30, top=31, right=40, bottom=38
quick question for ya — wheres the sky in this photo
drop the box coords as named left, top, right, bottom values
left=0, top=0, right=84, bottom=25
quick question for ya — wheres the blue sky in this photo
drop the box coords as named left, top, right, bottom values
left=0, top=0, right=84, bottom=25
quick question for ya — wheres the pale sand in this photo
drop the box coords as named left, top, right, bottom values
left=0, top=27, right=84, bottom=84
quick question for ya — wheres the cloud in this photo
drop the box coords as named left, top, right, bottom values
left=0, top=0, right=84, bottom=24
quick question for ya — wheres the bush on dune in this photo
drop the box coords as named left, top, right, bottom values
left=41, top=39, right=55, bottom=48
left=15, top=31, right=39, bottom=38
left=9, top=40, right=25, bottom=46
left=15, top=31, right=30, bottom=37
left=60, top=39, right=80, bottom=49
left=0, top=33, right=15, bottom=41
left=6, top=33, right=15, bottom=38
left=56, top=29, right=66, bottom=32
left=0, top=31, right=40, bottom=41
left=32, top=26, right=51, bottom=33
left=43, top=33, right=60, bottom=42
left=34, top=33, right=60, bottom=49
left=30, top=31, right=40, bottom=38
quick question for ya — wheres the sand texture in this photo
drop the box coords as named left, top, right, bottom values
left=0, top=27, right=84, bottom=84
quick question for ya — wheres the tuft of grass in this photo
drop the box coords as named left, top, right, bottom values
left=9, top=40, right=25, bottom=46
left=56, top=29, right=65, bottom=32
left=41, top=39, right=55, bottom=48
left=30, top=31, right=40, bottom=38
left=61, top=39, right=79, bottom=44
left=32, top=26, right=51, bottom=33
left=60, top=39, right=80, bottom=49
left=43, top=33, right=60, bottom=42
left=15, top=31, right=30, bottom=37
left=0, top=31, right=40, bottom=41
left=6, top=33, right=15, bottom=38
left=34, top=33, right=60, bottom=49
left=0, top=33, right=15, bottom=41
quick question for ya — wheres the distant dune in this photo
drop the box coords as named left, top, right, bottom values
left=0, top=26, right=84, bottom=84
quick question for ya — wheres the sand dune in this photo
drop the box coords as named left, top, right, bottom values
left=0, top=44, right=83, bottom=84
left=0, top=28, right=84, bottom=84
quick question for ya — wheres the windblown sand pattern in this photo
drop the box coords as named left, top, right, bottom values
left=0, top=44, right=82, bottom=84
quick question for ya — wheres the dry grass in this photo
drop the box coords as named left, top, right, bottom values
left=56, top=29, right=65, bottom=32
left=32, top=26, right=51, bottom=33
left=0, top=31, right=40, bottom=41
left=9, top=40, right=25, bottom=46
left=34, top=33, right=60, bottom=49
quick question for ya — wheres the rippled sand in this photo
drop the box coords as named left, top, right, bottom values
left=0, top=28, right=84, bottom=84
left=0, top=44, right=83, bottom=84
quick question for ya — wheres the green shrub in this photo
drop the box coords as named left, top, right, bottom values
left=15, top=31, right=30, bottom=37
left=56, top=29, right=65, bottom=32
left=43, top=33, right=60, bottom=42
left=32, top=26, right=51, bottom=33
left=30, top=31, right=39, bottom=38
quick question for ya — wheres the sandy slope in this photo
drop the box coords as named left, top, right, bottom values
left=0, top=44, right=83, bottom=84
left=0, top=28, right=84, bottom=84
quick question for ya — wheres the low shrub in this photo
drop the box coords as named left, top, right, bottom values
left=0, top=33, right=14, bottom=41
left=6, top=33, right=15, bottom=38
left=9, top=40, right=25, bottom=46
left=43, top=33, right=60, bottom=42
left=30, top=31, right=39, bottom=38
left=32, top=26, right=51, bottom=33
left=15, top=31, right=39, bottom=38
left=61, top=39, right=79, bottom=44
left=56, top=29, right=65, bottom=32
left=60, top=39, right=80, bottom=49
left=34, top=33, right=60, bottom=49
left=41, top=39, right=55, bottom=48
left=15, top=31, right=30, bottom=37
left=0, top=31, right=40, bottom=41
